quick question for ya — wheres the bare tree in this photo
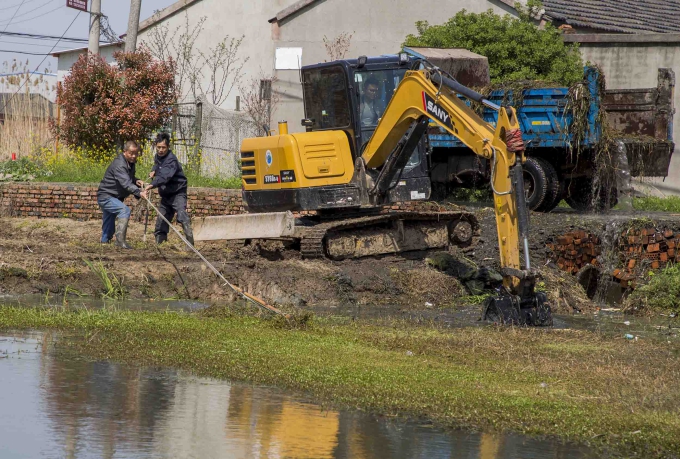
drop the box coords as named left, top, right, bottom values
left=239, top=71, right=281, bottom=135
left=199, top=35, right=248, bottom=106
left=144, top=13, right=248, bottom=106
left=323, top=32, right=354, bottom=61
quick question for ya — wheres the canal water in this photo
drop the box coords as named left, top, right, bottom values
left=0, top=331, right=601, bottom=459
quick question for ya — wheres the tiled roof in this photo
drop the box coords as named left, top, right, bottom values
left=544, top=0, right=680, bottom=34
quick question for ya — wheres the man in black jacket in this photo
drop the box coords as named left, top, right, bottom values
left=145, top=132, right=193, bottom=245
left=97, top=140, right=148, bottom=249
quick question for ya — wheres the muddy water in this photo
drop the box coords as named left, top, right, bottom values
left=0, top=331, right=599, bottom=459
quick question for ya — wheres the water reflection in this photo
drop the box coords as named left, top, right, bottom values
left=0, top=331, right=598, bottom=459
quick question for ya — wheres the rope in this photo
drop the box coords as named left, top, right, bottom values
left=142, top=195, right=288, bottom=318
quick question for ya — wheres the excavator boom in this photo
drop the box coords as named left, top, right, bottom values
left=355, top=65, right=550, bottom=325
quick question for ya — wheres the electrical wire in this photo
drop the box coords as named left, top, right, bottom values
left=0, top=0, right=27, bottom=39
left=0, top=48, right=61, bottom=55
left=0, top=0, right=59, bottom=24
left=0, top=10, right=80, bottom=114
left=0, top=4, right=66, bottom=27
left=0, top=31, right=89, bottom=43
left=0, top=0, right=39, bottom=12
left=0, top=38, right=76, bottom=48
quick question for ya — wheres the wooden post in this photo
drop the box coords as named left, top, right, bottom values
left=193, top=101, right=203, bottom=174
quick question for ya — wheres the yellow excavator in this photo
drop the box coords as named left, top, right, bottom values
left=194, top=53, right=552, bottom=326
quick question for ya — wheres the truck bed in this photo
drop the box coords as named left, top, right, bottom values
left=429, top=67, right=674, bottom=177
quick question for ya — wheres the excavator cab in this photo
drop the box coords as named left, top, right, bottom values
left=299, top=55, right=432, bottom=204
left=240, top=55, right=432, bottom=213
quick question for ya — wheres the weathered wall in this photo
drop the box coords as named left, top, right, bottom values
left=575, top=41, right=680, bottom=193
left=55, top=43, right=124, bottom=83
left=0, top=183, right=243, bottom=220
left=137, top=0, right=287, bottom=111
left=272, top=0, right=519, bottom=131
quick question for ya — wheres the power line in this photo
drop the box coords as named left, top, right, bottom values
left=0, top=48, right=56, bottom=55
left=0, top=0, right=27, bottom=39
left=0, top=0, right=59, bottom=24
left=0, top=4, right=67, bottom=28
left=0, top=31, right=90, bottom=43
left=0, top=0, right=39, bottom=12
left=0, top=10, right=80, bottom=114
left=0, top=38, right=76, bottom=48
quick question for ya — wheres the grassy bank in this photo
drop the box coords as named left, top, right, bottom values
left=1, top=306, right=679, bottom=457
left=1, top=152, right=241, bottom=189
left=633, top=196, right=680, bottom=213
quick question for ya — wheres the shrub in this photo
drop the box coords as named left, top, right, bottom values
left=403, top=1, right=583, bottom=85
left=52, top=49, right=177, bottom=156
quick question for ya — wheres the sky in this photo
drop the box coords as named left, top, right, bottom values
left=0, top=0, right=177, bottom=74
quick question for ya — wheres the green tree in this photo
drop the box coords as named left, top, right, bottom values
left=403, top=1, right=583, bottom=85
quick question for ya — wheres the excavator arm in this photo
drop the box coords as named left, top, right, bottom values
left=358, top=67, right=551, bottom=326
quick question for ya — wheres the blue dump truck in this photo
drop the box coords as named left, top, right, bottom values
left=423, top=65, right=675, bottom=212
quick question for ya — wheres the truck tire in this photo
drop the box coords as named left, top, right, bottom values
left=523, top=157, right=558, bottom=211
left=534, top=158, right=561, bottom=212
left=565, top=178, right=617, bottom=212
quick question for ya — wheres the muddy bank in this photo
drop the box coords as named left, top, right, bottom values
left=0, top=218, right=473, bottom=311
left=4, top=210, right=657, bottom=314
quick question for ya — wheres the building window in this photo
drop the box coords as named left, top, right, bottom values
left=260, top=79, right=272, bottom=101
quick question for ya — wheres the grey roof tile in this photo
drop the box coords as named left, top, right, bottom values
left=544, top=0, right=680, bottom=33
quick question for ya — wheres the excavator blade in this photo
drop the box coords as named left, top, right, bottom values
left=482, top=292, right=553, bottom=327
left=193, top=211, right=296, bottom=242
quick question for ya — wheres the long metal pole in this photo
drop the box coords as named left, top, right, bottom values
left=125, top=0, right=143, bottom=53
left=88, top=0, right=101, bottom=55
left=142, top=195, right=288, bottom=318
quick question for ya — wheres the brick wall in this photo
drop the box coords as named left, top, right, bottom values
left=0, top=182, right=462, bottom=222
left=0, top=182, right=244, bottom=220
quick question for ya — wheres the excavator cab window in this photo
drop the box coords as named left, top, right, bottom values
left=302, top=66, right=352, bottom=131
left=355, top=68, right=421, bottom=169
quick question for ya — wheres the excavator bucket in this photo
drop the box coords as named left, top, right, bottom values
left=481, top=292, right=552, bottom=327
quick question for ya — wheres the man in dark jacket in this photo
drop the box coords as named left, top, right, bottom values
left=145, top=132, right=193, bottom=245
left=97, top=140, right=148, bottom=249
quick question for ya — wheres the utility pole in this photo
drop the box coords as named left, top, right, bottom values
left=125, top=0, right=143, bottom=53
left=88, top=0, right=101, bottom=54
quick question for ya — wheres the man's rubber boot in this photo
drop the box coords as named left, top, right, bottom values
left=181, top=221, right=195, bottom=246
left=114, top=218, right=133, bottom=249
left=155, top=233, right=167, bottom=245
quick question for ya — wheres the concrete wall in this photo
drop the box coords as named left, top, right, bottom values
left=137, top=0, right=289, bottom=111
left=577, top=42, right=680, bottom=193
left=55, top=44, right=124, bottom=83
left=272, top=0, right=519, bottom=131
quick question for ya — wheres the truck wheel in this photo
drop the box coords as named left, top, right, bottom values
left=565, top=178, right=617, bottom=212
left=523, top=157, right=555, bottom=211
left=534, top=158, right=561, bottom=212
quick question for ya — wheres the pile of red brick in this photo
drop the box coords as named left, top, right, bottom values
left=547, top=230, right=601, bottom=274
left=614, top=227, right=679, bottom=287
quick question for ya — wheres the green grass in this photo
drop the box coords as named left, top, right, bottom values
left=2, top=157, right=241, bottom=189
left=45, top=161, right=241, bottom=189
left=1, top=305, right=679, bottom=457
left=625, top=264, right=680, bottom=313
left=633, top=196, right=680, bottom=213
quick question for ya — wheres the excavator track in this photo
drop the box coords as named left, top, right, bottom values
left=299, top=211, right=479, bottom=260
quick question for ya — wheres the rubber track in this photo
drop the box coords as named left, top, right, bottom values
left=299, top=211, right=479, bottom=260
